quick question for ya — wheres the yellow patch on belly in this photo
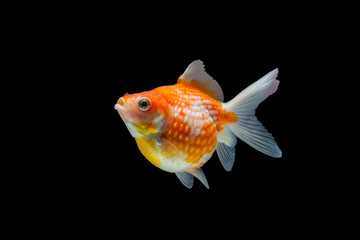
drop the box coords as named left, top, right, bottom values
left=135, top=137, right=161, bottom=168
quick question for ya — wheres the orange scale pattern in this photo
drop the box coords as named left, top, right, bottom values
left=156, top=83, right=236, bottom=165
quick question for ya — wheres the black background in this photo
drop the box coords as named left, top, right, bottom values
left=63, top=36, right=297, bottom=193
left=55, top=28, right=305, bottom=213
left=12, top=3, right=335, bottom=236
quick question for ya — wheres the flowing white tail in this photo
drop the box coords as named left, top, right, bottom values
left=216, top=69, right=282, bottom=171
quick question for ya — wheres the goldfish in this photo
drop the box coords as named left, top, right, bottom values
left=114, top=60, right=282, bottom=189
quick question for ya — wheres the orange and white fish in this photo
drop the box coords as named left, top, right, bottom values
left=115, top=60, right=282, bottom=189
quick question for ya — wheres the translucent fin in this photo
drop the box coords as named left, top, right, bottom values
left=216, top=127, right=237, bottom=171
left=216, top=142, right=236, bottom=171
left=223, top=69, right=282, bottom=158
left=157, top=137, right=182, bottom=159
left=217, top=127, right=237, bottom=148
left=187, top=168, right=209, bottom=189
left=178, top=60, right=224, bottom=102
left=175, top=172, right=194, bottom=189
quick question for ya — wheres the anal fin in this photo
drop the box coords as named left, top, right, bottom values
left=216, top=127, right=237, bottom=171
left=216, top=142, right=236, bottom=171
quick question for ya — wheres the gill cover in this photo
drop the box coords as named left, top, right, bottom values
left=132, top=115, right=165, bottom=137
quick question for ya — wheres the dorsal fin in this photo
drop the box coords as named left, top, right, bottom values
left=178, top=60, right=224, bottom=102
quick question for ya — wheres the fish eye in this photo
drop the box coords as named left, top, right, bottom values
left=138, top=97, right=151, bottom=111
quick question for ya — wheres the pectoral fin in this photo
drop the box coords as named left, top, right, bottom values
left=158, top=137, right=182, bottom=159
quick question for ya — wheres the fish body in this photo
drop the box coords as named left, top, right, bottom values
left=115, top=60, right=282, bottom=188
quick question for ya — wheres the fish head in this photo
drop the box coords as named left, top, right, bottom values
left=115, top=90, right=170, bottom=137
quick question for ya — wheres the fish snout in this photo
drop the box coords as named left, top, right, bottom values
left=114, top=103, right=122, bottom=111
left=115, top=97, right=131, bottom=123
left=114, top=97, right=126, bottom=111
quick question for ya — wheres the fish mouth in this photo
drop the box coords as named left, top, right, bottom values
left=115, top=103, right=140, bottom=137
left=114, top=103, right=122, bottom=111
left=115, top=103, right=128, bottom=122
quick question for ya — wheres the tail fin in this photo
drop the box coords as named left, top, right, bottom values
left=222, top=69, right=282, bottom=158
